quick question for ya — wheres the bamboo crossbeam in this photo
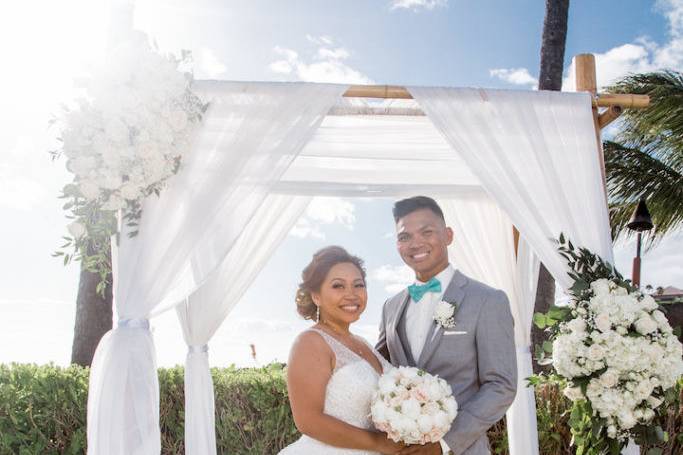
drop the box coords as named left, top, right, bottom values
left=341, top=85, right=649, bottom=108
left=343, top=85, right=413, bottom=99
left=595, top=93, right=649, bottom=109
left=598, top=105, right=624, bottom=129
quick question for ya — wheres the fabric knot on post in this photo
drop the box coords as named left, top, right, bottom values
left=117, top=318, right=150, bottom=330
left=188, top=344, right=209, bottom=354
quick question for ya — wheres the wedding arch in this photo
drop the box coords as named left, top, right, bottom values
left=84, top=55, right=649, bottom=455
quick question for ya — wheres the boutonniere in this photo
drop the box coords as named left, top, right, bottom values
left=433, top=300, right=458, bottom=329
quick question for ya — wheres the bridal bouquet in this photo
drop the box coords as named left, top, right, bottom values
left=370, top=366, right=457, bottom=444
left=530, top=234, right=683, bottom=454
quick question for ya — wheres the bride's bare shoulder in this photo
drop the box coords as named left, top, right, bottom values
left=290, top=329, right=332, bottom=356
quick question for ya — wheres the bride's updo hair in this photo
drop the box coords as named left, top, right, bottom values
left=296, top=246, right=366, bottom=320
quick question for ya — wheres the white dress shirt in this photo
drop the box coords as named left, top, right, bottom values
left=405, top=264, right=455, bottom=362
left=404, top=264, right=455, bottom=455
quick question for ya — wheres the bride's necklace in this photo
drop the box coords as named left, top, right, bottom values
left=320, top=320, right=365, bottom=357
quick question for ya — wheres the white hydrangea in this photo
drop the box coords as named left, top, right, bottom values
left=60, top=31, right=204, bottom=213
left=553, top=279, right=683, bottom=438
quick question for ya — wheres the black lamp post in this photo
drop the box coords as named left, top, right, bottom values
left=626, top=198, right=654, bottom=288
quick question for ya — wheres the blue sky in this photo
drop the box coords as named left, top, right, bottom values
left=1, top=0, right=681, bottom=367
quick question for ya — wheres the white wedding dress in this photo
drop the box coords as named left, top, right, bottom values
left=279, top=327, right=393, bottom=455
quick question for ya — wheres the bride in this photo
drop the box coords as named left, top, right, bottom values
left=279, top=246, right=404, bottom=455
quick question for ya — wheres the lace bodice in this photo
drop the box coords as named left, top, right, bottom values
left=278, top=328, right=393, bottom=455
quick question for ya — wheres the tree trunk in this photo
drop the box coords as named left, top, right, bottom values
left=70, top=249, right=113, bottom=367
left=538, top=0, right=569, bottom=91
left=532, top=0, right=569, bottom=373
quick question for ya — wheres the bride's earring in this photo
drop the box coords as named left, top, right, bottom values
left=316, top=305, right=320, bottom=322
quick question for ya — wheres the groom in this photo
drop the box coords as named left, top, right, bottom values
left=376, top=196, right=517, bottom=455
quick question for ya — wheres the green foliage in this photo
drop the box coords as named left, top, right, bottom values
left=0, top=363, right=89, bottom=455
left=1, top=363, right=681, bottom=455
left=0, top=363, right=297, bottom=455
left=605, top=71, right=683, bottom=244
left=54, top=183, right=117, bottom=297
left=531, top=235, right=683, bottom=454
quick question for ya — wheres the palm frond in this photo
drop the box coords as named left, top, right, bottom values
left=606, top=71, right=683, bottom=171
left=604, top=140, right=683, bottom=245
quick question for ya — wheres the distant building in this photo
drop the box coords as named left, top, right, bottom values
left=653, top=286, right=683, bottom=304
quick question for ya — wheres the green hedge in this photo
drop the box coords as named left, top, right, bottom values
left=1, top=363, right=681, bottom=455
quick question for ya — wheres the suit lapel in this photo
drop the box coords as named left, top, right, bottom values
left=417, top=270, right=467, bottom=367
left=388, top=290, right=412, bottom=366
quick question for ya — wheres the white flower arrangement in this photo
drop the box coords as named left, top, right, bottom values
left=433, top=301, right=457, bottom=329
left=530, top=234, right=683, bottom=453
left=371, top=366, right=457, bottom=445
left=60, top=32, right=205, bottom=212
left=53, top=31, right=207, bottom=294
left=552, top=278, right=682, bottom=437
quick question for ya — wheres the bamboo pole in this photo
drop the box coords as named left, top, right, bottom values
left=574, top=54, right=608, bottom=188
left=341, top=84, right=649, bottom=108
left=598, top=105, right=624, bottom=129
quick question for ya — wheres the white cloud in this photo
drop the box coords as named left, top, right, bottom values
left=274, top=45, right=299, bottom=62
left=317, top=47, right=351, bottom=60
left=564, top=0, right=683, bottom=90
left=371, top=264, right=414, bottom=293
left=196, top=47, right=227, bottom=79
left=268, top=59, right=293, bottom=74
left=0, top=170, right=48, bottom=211
left=489, top=67, right=538, bottom=87
left=297, top=60, right=373, bottom=84
left=489, top=0, right=683, bottom=91
left=289, top=197, right=356, bottom=239
left=613, top=231, right=683, bottom=288
left=306, top=34, right=334, bottom=46
left=0, top=137, right=62, bottom=211
left=390, top=0, right=447, bottom=11
left=269, top=37, right=373, bottom=84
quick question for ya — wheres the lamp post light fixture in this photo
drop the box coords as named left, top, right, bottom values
left=626, top=198, right=654, bottom=288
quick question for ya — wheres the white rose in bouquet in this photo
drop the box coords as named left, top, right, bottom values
left=371, top=366, right=457, bottom=445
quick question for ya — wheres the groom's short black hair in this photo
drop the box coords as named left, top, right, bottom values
left=392, top=196, right=445, bottom=223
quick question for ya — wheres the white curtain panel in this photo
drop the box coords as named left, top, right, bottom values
left=439, top=192, right=540, bottom=455
left=87, top=82, right=346, bottom=454
left=409, top=87, right=614, bottom=289
left=508, top=238, right=541, bottom=455
left=176, top=194, right=311, bottom=455
left=276, top=113, right=482, bottom=198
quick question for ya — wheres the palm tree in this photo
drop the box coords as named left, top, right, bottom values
left=604, top=71, right=683, bottom=244
left=532, top=0, right=570, bottom=373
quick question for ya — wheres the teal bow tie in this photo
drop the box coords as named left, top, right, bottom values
left=408, top=277, right=442, bottom=302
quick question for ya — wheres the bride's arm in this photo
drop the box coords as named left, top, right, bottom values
left=287, top=331, right=402, bottom=454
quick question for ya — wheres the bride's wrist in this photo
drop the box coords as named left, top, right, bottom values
left=370, top=431, right=385, bottom=450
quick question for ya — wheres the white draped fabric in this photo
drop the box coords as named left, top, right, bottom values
left=508, top=239, right=541, bottom=455
left=439, top=192, right=540, bottom=455
left=86, top=82, right=617, bottom=455
left=409, top=87, right=615, bottom=285
left=87, top=82, right=346, bottom=454
left=176, top=194, right=310, bottom=455
left=411, top=87, right=615, bottom=455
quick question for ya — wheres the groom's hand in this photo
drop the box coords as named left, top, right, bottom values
left=398, top=442, right=442, bottom=455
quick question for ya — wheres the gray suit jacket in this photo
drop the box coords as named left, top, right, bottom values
left=376, top=270, right=517, bottom=455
